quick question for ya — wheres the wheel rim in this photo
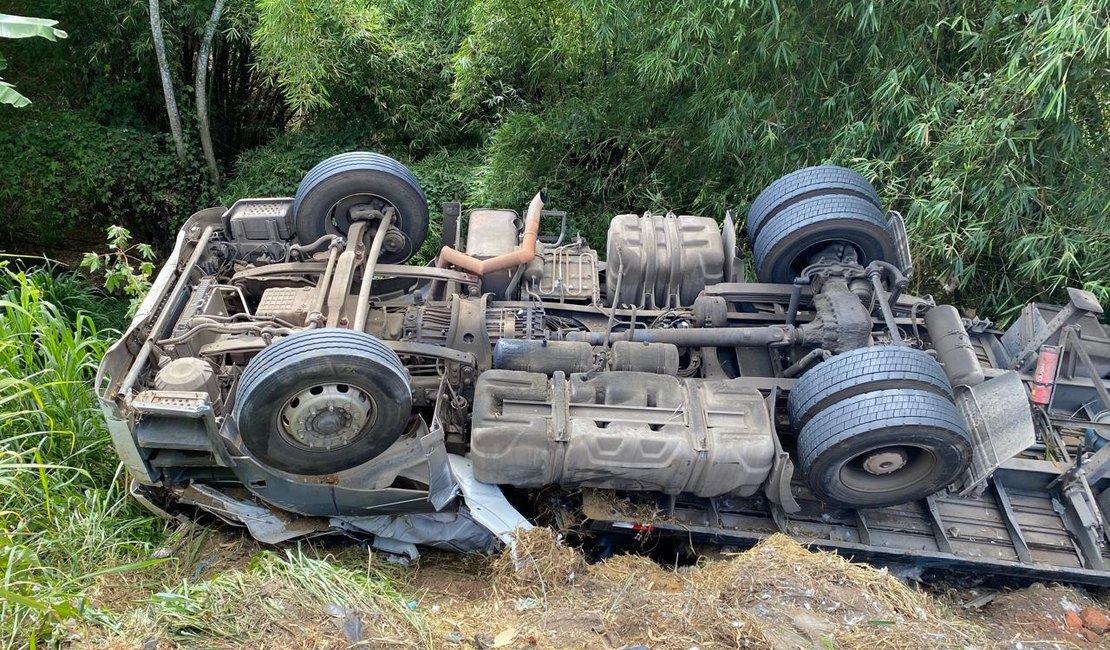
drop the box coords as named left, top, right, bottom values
left=783, top=239, right=863, bottom=278
left=278, top=382, right=376, bottom=451
left=837, top=444, right=939, bottom=495
left=325, top=192, right=413, bottom=258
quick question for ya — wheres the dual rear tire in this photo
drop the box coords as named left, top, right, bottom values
left=746, top=165, right=898, bottom=283
left=788, top=346, right=971, bottom=508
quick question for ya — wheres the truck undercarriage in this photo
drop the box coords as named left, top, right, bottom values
left=96, top=153, right=1110, bottom=584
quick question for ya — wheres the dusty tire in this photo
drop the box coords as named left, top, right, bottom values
left=746, top=166, right=881, bottom=243
left=752, top=194, right=898, bottom=283
left=293, top=152, right=428, bottom=264
left=788, top=346, right=953, bottom=429
left=233, top=329, right=412, bottom=475
left=797, top=389, right=971, bottom=508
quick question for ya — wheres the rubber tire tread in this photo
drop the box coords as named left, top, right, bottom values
left=292, top=152, right=428, bottom=263
left=798, top=388, right=970, bottom=507
left=787, top=346, right=953, bottom=429
left=238, top=329, right=406, bottom=398
left=747, top=166, right=880, bottom=243
left=294, top=152, right=425, bottom=215
left=752, top=194, right=895, bottom=283
left=233, top=329, right=411, bottom=474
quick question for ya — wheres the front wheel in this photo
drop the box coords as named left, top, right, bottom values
left=232, top=329, right=413, bottom=475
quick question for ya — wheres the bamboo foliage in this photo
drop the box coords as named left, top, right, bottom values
left=453, top=0, right=1110, bottom=313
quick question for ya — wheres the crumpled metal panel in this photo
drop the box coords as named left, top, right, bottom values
left=447, top=454, right=532, bottom=546
left=338, top=507, right=499, bottom=558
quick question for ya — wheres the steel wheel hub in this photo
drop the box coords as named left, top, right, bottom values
left=862, top=447, right=909, bottom=475
left=279, top=383, right=374, bottom=451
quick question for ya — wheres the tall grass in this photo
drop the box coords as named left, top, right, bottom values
left=0, top=264, right=162, bottom=649
left=0, top=266, right=426, bottom=649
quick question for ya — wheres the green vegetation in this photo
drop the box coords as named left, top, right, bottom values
left=0, top=268, right=427, bottom=649
left=2, top=3, right=1110, bottom=646
left=449, top=0, right=1110, bottom=313
left=0, top=265, right=158, bottom=646
left=80, top=227, right=157, bottom=317
left=6, top=0, right=1107, bottom=311
left=0, top=111, right=210, bottom=249
left=0, top=13, right=67, bottom=107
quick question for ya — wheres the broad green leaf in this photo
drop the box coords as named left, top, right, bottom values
left=0, top=78, right=29, bottom=107
left=0, top=13, right=67, bottom=41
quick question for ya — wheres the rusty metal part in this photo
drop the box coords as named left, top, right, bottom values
left=436, top=192, right=546, bottom=275
left=796, top=278, right=872, bottom=353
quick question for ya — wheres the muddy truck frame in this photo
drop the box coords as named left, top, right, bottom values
left=96, top=153, right=1110, bottom=583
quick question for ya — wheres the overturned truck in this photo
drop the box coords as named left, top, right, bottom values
left=97, top=153, right=1110, bottom=583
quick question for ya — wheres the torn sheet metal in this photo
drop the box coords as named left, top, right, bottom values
left=448, top=454, right=532, bottom=545
left=178, top=484, right=331, bottom=543
left=336, top=507, right=499, bottom=559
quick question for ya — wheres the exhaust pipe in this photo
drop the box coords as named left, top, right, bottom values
left=436, top=191, right=546, bottom=275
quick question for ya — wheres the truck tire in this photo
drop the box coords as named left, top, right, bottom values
left=752, top=194, right=898, bottom=283
left=293, top=152, right=428, bottom=264
left=788, top=346, right=953, bottom=429
left=797, top=388, right=971, bottom=508
left=746, top=166, right=881, bottom=243
left=233, top=329, right=413, bottom=475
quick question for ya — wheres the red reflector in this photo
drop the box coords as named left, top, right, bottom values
left=1030, top=345, right=1060, bottom=406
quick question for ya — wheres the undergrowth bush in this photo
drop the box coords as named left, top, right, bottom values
left=0, top=110, right=210, bottom=252
left=456, top=0, right=1110, bottom=315
left=0, top=265, right=163, bottom=649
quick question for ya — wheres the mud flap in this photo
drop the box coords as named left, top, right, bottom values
left=953, top=370, right=1037, bottom=496
left=762, top=387, right=800, bottom=515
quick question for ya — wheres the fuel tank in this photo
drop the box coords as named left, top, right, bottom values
left=470, top=370, right=775, bottom=497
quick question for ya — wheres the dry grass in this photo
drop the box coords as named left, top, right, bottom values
left=67, top=528, right=992, bottom=650
left=422, top=530, right=984, bottom=649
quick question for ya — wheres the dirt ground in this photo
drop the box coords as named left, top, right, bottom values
left=75, top=526, right=1110, bottom=650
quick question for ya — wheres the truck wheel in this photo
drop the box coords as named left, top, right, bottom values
left=797, top=388, right=971, bottom=508
left=788, top=346, right=953, bottom=429
left=233, top=329, right=412, bottom=475
left=293, top=152, right=428, bottom=264
left=751, top=194, right=898, bottom=283
left=746, top=166, right=881, bottom=243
